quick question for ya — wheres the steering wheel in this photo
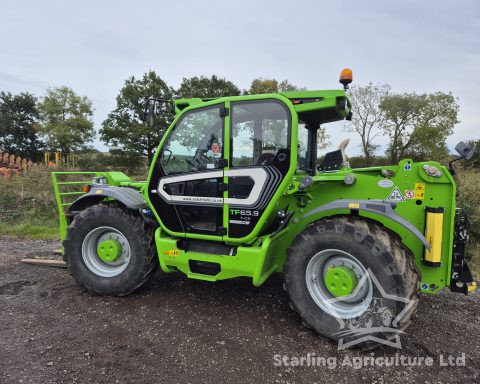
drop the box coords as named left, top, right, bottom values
left=186, top=153, right=210, bottom=171
left=256, top=153, right=276, bottom=165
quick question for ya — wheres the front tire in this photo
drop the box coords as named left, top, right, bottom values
left=284, top=216, right=419, bottom=349
left=64, top=204, right=157, bottom=296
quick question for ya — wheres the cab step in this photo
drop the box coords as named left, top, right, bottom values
left=177, top=239, right=237, bottom=256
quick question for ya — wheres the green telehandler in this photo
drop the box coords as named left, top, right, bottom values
left=52, top=69, right=476, bottom=349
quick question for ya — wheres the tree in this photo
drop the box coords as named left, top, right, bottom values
left=346, top=83, right=390, bottom=165
left=100, top=71, right=174, bottom=164
left=0, top=91, right=45, bottom=161
left=379, top=93, right=422, bottom=163
left=38, top=86, right=95, bottom=153
left=406, top=92, right=459, bottom=162
left=278, top=79, right=304, bottom=92
left=248, top=78, right=279, bottom=94
left=176, top=75, right=240, bottom=98
left=380, top=92, right=458, bottom=163
left=246, top=78, right=304, bottom=94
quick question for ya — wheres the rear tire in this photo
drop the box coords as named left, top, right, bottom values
left=64, top=204, right=157, bottom=296
left=284, top=216, right=419, bottom=349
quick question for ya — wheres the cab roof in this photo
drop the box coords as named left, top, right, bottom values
left=173, top=89, right=352, bottom=125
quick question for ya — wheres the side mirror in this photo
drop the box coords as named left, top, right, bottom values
left=455, top=141, right=474, bottom=160
left=143, top=101, right=156, bottom=127
left=449, top=141, right=475, bottom=175
left=143, top=97, right=175, bottom=127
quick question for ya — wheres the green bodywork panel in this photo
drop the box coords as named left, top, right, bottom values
left=52, top=89, right=458, bottom=294
left=154, top=229, right=282, bottom=287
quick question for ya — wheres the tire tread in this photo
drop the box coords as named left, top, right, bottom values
left=63, top=203, right=157, bottom=296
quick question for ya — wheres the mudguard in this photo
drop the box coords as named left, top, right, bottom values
left=68, top=186, right=147, bottom=212
left=302, top=199, right=430, bottom=251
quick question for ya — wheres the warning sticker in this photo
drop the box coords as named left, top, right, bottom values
left=387, top=186, right=405, bottom=202
left=405, top=190, right=415, bottom=199
left=414, top=183, right=425, bottom=199
left=211, top=142, right=222, bottom=158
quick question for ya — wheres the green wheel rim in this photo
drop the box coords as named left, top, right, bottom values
left=324, top=266, right=358, bottom=297
left=97, top=239, right=123, bottom=262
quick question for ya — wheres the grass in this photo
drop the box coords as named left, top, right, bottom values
left=0, top=224, right=60, bottom=240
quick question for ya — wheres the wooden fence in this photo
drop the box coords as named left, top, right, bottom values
left=0, top=151, right=38, bottom=179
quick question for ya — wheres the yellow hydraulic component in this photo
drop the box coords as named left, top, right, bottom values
left=468, top=282, right=477, bottom=293
left=423, top=207, right=444, bottom=267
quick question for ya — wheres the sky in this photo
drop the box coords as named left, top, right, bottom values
left=0, top=0, right=479, bottom=155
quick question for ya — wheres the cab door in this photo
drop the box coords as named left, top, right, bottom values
left=226, top=100, right=292, bottom=238
left=148, top=103, right=227, bottom=237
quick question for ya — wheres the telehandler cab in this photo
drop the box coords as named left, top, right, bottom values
left=52, top=69, right=476, bottom=349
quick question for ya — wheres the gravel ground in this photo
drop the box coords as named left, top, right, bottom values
left=0, top=237, right=479, bottom=384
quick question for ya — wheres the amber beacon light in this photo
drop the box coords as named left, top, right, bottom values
left=339, top=68, right=353, bottom=90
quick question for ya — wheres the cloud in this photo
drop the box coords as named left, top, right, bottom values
left=0, top=0, right=478, bottom=153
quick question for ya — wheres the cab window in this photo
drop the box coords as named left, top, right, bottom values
left=297, top=123, right=309, bottom=171
left=297, top=122, right=330, bottom=172
left=231, top=100, right=290, bottom=167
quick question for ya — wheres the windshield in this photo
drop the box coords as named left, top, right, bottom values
left=161, top=106, right=223, bottom=175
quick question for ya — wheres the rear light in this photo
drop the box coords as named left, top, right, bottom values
left=82, top=184, right=91, bottom=193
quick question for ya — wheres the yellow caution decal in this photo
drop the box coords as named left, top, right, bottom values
left=415, top=183, right=425, bottom=199
left=164, top=249, right=179, bottom=256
